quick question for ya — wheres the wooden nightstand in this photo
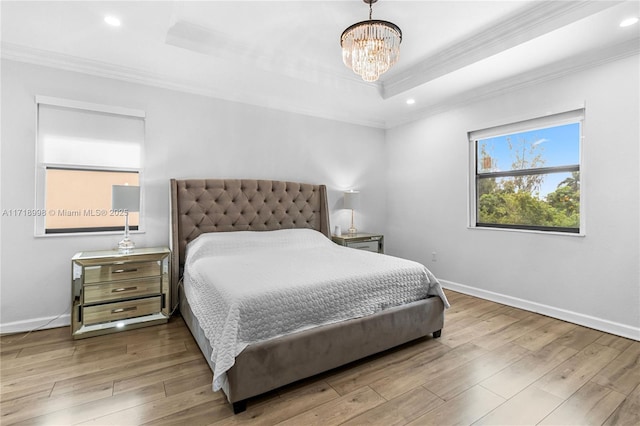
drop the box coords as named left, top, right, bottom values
left=332, top=233, right=384, bottom=254
left=71, top=247, right=171, bottom=339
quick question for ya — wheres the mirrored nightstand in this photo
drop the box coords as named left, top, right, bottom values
left=71, top=247, right=171, bottom=339
left=332, top=233, right=384, bottom=254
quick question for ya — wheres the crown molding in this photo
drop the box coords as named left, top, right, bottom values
left=2, top=33, right=636, bottom=131
left=1, top=42, right=219, bottom=95
left=381, top=0, right=622, bottom=99
left=385, top=37, right=640, bottom=129
left=0, top=42, right=386, bottom=129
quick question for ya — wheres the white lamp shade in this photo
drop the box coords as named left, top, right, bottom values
left=112, top=185, right=140, bottom=212
left=343, top=190, right=360, bottom=210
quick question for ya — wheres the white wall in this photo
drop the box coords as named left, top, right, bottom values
left=3, top=55, right=638, bottom=340
left=0, top=59, right=387, bottom=332
left=385, top=55, right=640, bottom=339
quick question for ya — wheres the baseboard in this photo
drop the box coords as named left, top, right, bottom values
left=440, top=279, right=640, bottom=341
left=2, top=284, right=638, bottom=341
left=0, top=314, right=70, bottom=335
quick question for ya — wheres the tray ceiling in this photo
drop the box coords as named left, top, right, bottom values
left=2, top=1, right=638, bottom=128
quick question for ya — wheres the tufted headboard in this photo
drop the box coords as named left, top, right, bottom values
left=169, top=178, right=330, bottom=306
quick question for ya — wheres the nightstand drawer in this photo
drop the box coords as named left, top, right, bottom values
left=84, top=261, right=160, bottom=284
left=84, top=277, right=161, bottom=304
left=83, top=296, right=162, bottom=325
left=349, top=241, right=379, bottom=252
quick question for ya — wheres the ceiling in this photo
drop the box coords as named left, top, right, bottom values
left=1, top=1, right=639, bottom=129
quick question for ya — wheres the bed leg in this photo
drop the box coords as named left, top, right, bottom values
left=232, top=400, right=247, bottom=414
left=433, top=329, right=442, bottom=338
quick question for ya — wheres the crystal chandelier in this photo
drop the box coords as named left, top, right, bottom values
left=340, top=0, right=402, bottom=82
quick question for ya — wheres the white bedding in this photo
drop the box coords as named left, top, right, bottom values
left=183, top=228, right=449, bottom=391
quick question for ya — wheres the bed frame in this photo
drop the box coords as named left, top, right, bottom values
left=170, top=178, right=444, bottom=414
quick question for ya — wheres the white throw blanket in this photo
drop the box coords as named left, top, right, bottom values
left=183, top=228, right=449, bottom=391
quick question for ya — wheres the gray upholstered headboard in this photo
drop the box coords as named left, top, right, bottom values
left=169, top=179, right=330, bottom=307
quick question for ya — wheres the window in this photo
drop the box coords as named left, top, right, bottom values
left=35, top=97, right=145, bottom=235
left=469, top=109, right=583, bottom=233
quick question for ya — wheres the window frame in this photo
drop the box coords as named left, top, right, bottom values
left=34, top=96, right=145, bottom=237
left=468, top=109, right=585, bottom=235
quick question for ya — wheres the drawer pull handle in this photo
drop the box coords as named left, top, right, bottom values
left=111, top=306, right=137, bottom=314
left=112, top=286, right=137, bottom=293
left=113, top=268, right=138, bottom=274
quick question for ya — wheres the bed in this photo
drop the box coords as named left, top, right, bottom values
left=170, top=179, right=448, bottom=413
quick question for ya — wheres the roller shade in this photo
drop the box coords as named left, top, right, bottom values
left=469, top=108, right=584, bottom=142
left=37, top=98, right=144, bottom=169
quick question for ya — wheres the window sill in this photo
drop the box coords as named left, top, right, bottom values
left=34, top=229, right=145, bottom=238
left=467, top=226, right=585, bottom=237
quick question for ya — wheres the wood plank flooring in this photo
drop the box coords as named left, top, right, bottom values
left=1, top=290, right=638, bottom=425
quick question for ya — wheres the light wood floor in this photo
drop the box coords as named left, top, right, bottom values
left=1, top=290, right=639, bottom=425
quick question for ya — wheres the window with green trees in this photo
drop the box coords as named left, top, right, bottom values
left=470, top=110, right=583, bottom=233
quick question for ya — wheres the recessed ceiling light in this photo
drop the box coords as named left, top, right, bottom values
left=620, top=17, right=638, bottom=27
left=104, top=15, right=121, bottom=27
left=406, top=99, right=416, bottom=105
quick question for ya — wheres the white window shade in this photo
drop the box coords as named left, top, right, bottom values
left=37, top=100, right=144, bottom=169
left=469, top=108, right=584, bottom=142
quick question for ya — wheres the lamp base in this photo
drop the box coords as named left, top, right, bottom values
left=118, top=212, right=135, bottom=253
left=348, top=227, right=357, bottom=235
left=118, top=237, right=135, bottom=253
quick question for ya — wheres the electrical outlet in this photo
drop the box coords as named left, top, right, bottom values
left=432, top=251, right=437, bottom=262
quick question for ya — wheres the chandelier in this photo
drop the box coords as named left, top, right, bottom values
left=340, top=0, right=402, bottom=82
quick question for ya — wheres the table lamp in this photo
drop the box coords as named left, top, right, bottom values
left=343, top=190, right=360, bottom=235
left=112, top=184, right=140, bottom=253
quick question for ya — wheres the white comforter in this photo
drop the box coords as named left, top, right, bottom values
left=183, top=228, right=449, bottom=391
